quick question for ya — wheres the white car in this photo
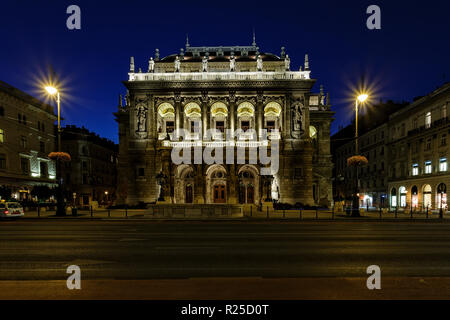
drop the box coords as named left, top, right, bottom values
left=0, top=202, right=24, bottom=218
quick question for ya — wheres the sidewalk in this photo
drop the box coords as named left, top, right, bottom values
left=17, top=208, right=450, bottom=221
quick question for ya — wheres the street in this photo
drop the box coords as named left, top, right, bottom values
left=1, top=219, right=450, bottom=299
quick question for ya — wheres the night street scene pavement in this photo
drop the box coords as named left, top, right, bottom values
left=1, top=219, right=450, bottom=299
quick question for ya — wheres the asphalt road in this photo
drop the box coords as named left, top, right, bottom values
left=1, top=219, right=450, bottom=281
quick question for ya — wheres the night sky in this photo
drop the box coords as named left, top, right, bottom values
left=1, top=0, right=449, bottom=143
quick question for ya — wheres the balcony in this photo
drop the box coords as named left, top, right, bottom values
left=128, top=71, right=311, bottom=82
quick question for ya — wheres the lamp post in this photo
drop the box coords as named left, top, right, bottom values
left=45, top=86, right=65, bottom=216
left=352, top=93, right=368, bottom=217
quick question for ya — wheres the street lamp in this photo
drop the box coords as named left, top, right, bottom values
left=355, top=93, right=368, bottom=154
left=45, top=85, right=64, bottom=215
left=351, top=93, right=369, bottom=217
left=45, top=86, right=61, bottom=151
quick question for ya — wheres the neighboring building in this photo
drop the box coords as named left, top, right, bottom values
left=387, top=83, right=449, bottom=211
left=332, top=83, right=450, bottom=210
left=115, top=40, right=334, bottom=207
left=0, top=80, right=57, bottom=200
left=60, top=125, right=118, bottom=207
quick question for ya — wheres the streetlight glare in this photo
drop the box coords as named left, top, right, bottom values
left=357, top=94, right=369, bottom=103
left=45, top=86, right=58, bottom=95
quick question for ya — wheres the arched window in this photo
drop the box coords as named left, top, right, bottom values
left=391, top=187, right=397, bottom=207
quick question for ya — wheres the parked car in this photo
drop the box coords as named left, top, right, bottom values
left=0, top=202, right=25, bottom=218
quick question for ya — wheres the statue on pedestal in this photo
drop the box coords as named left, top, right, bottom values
left=292, top=104, right=302, bottom=132
left=202, top=56, right=208, bottom=72
left=257, top=54, right=263, bottom=71
left=284, top=55, right=290, bottom=71
left=174, top=56, right=180, bottom=72
left=229, top=55, right=235, bottom=71
left=148, top=57, right=155, bottom=73
left=136, top=104, right=147, bottom=132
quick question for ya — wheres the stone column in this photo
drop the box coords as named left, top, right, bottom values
left=229, top=91, right=236, bottom=133
left=201, top=91, right=208, bottom=138
left=174, top=92, right=182, bottom=133
left=257, top=91, right=264, bottom=137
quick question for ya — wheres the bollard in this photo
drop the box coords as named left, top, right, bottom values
left=300, top=208, right=303, bottom=220
left=90, top=206, right=93, bottom=218
left=315, top=208, right=318, bottom=220
left=266, top=206, right=269, bottom=219
left=125, top=205, right=128, bottom=218
left=37, top=205, right=40, bottom=218
left=108, top=208, right=110, bottom=218
left=283, top=209, right=285, bottom=219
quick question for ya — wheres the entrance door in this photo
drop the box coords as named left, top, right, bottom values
left=246, top=185, right=254, bottom=204
left=185, top=185, right=193, bottom=203
left=214, top=185, right=226, bottom=203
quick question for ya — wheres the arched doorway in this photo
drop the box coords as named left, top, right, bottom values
left=213, top=184, right=226, bottom=203
left=399, top=186, right=407, bottom=208
left=423, top=184, right=432, bottom=209
left=391, top=187, right=397, bottom=208
left=437, top=183, right=447, bottom=210
left=246, top=184, right=255, bottom=204
left=237, top=165, right=259, bottom=204
left=206, top=165, right=227, bottom=204
left=185, top=184, right=193, bottom=203
left=175, top=165, right=195, bottom=204
left=411, top=186, right=418, bottom=208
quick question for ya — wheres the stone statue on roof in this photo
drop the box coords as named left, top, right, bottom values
left=202, top=56, right=208, bottom=72
left=257, top=54, right=263, bottom=71
left=230, top=55, right=235, bottom=71
left=148, top=57, right=155, bottom=73
left=174, top=56, right=180, bottom=72
left=284, top=55, right=290, bottom=71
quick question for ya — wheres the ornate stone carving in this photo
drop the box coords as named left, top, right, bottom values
left=135, top=103, right=148, bottom=138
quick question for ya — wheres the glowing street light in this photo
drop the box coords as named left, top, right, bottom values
left=45, top=85, right=62, bottom=152
left=355, top=93, right=369, bottom=155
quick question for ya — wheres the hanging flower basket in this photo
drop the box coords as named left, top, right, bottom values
left=347, top=155, right=368, bottom=167
left=48, top=152, right=71, bottom=162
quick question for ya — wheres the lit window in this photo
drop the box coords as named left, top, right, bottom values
left=425, top=160, right=432, bottom=174
left=0, top=129, right=4, bottom=143
left=412, top=163, right=419, bottom=176
left=425, top=112, right=431, bottom=128
left=441, top=105, right=447, bottom=119
left=440, top=158, right=448, bottom=172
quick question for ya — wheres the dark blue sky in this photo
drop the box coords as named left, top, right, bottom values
left=1, top=0, right=449, bottom=143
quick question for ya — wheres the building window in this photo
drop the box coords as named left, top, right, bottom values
left=241, top=121, right=250, bottom=131
left=441, top=105, right=447, bottom=119
left=412, top=163, right=419, bottom=176
left=441, top=134, right=447, bottom=146
left=424, top=160, right=432, bottom=174
left=20, top=157, right=29, bottom=175
left=425, top=138, right=431, bottom=151
left=40, top=162, right=48, bottom=178
left=440, top=158, right=448, bottom=172
left=20, top=136, right=27, bottom=148
left=138, top=167, right=145, bottom=177
left=266, top=120, right=275, bottom=131
left=0, top=154, right=6, bottom=169
left=413, top=118, right=418, bottom=129
left=22, top=115, right=27, bottom=125
left=165, top=121, right=174, bottom=133
left=190, top=120, right=200, bottom=133
left=215, top=121, right=225, bottom=132
left=425, top=112, right=431, bottom=128
left=0, top=129, right=4, bottom=143
left=18, top=113, right=22, bottom=123
left=0, top=106, right=4, bottom=117
left=38, top=121, right=41, bottom=130
left=39, top=141, right=45, bottom=153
